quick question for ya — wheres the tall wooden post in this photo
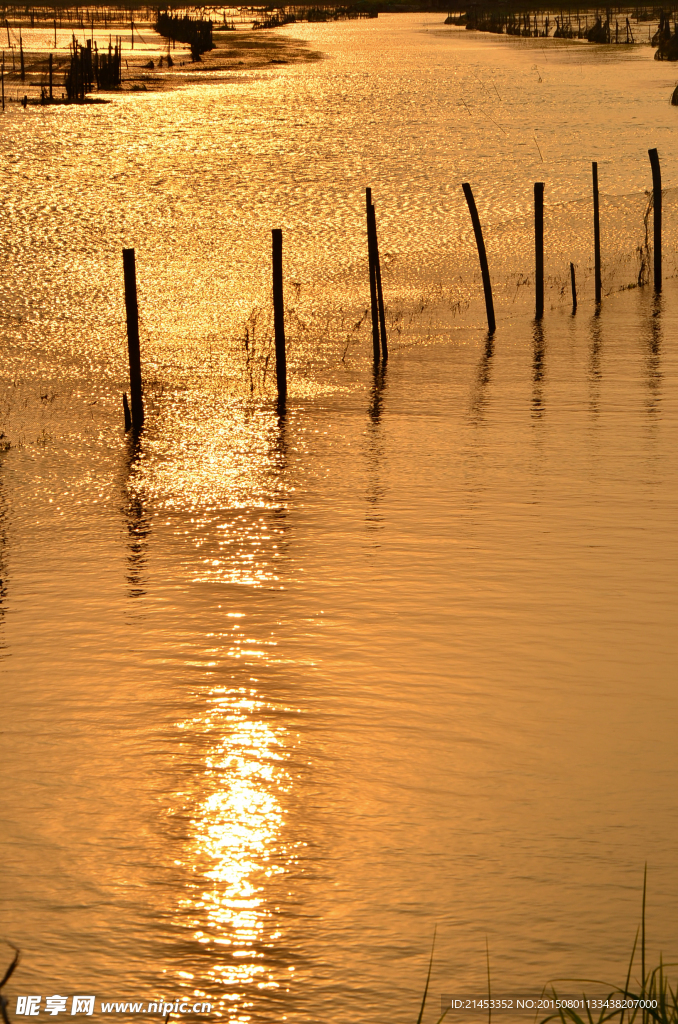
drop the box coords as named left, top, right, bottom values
left=462, top=182, right=496, bottom=334
left=570, top=262, right=577, bottom=312
left=48, top=52, right=52, bottom=100
left=272, top=229, right=287, bottom=404
left=368, top=201, right=388, bottom=361
left=592, top=161, right=601, bottom=304
left=1, top=55, right=4, bottom=112
left=19, top=32, right=24, bottom=81
left=648, top=148, right=662, bottom=293
left=365, top=188, right=381, bottom=363
left=122, top=248, right=144, bottom=430
left=534, top=181, right=544, bottom=319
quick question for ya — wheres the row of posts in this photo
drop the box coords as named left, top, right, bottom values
left=121, top=153, right=662, bottom=431
left=121, top=192, right=390, bottom=431
left=464, top=147, right=663, bottom=334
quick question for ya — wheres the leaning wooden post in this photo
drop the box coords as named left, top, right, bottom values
left=122, top=248, right=144, bottom=430
left=570, top=262, right=577, bottom=312
left=592, top=161, right=601, bottom=304
left=272, top=228, right=287, bottom=404
left=648, top=148, right=662, bottom=292
left=365, top=188, right=381, bottom=363
left=462, top=182, right=496, bottom=334
left=368, top=202, right=388, bottom=361
left=534, top=181, right=544, bottom=319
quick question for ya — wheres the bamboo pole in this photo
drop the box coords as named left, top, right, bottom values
left=462, top=182, right=496, bottom=334
left=272, top=228, right=287, bottom=403
left=368, top=201, right=388, bottom=361
left=122, top=248, right=144, bottom=430
left=534, top=181, right=544, bottom=319
left=570, top=262, right=577, bottom=312
left=592, top=161, right=601, bottom=304
left=365, top=187, right=381, bottom=363
left=649, top=148, right=662, bottom=292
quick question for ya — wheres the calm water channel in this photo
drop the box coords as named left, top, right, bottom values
left=2, top=14, right=678, bottom=1024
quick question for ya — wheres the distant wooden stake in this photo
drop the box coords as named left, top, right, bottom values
left=462, top=182, right=496, bottom=335
left=592, top=161, right=601, bottom=304
left=368, top=201, right=388, bottom=361
left=272, top=228, right=287, bottom=404
left=534, top=181, right=544, bottom=319
left=122, top=248, right=144, bottom=430
left=365, top=188, right=380, bottom=363
left=570, top=262, right=577, bottom=312
left=648, top=147, right=662, bottom=292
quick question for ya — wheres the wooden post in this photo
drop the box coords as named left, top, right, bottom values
left=570, top=262, right=577, bottom=312
left=1, top=55, right=4, bottom=112
left=592, top=161, right=601, bottom=304
left=54, top=18, right=57, bottom=47
left=365, top=188, right=380, bottom=363
left=648, top=147, right=662, bottom=292
left=368, top=201, right=388, bottom=361
left=122, top=248, right=144, bottom=430
left=19, top=32, right=24, bottom=81
left=534, top=181, right=544, bottom=319
left=272, top=228, right=287, bottom=404
left=462, top=182, right=496, bottom=334
left=48, top=52, right=52, bottom=100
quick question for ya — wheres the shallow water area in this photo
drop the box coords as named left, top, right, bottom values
left=2, top=13, right=678, bottom=1024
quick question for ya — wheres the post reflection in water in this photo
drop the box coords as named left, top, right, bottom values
left=588, top=307, right=603, bottom=420
left=469, top=332, right=494, bottom=425
left=121, top=436, right=151, bottom=599
left=365, top=363, right=388, bottom=534
left=531, top=320, right=546, bottom=420
left=644, top=294, right=663, bottom=420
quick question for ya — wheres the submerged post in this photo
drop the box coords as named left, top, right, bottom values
left=272, top=228, right=287, bottom=404
left=534, top=181, right=544, bottom=319
left=462, top=182, right=496, bottom=334
left=592, top=161, right=601, bottom=304
left=368, top=201, right=388, bottom=361
left=570, top=262, right=577, bottom=312
left=122, top=248, right=144, bottom=430
left=648, top=148, right=662, bottom=292
left=365, top=187, right=380, bottom=363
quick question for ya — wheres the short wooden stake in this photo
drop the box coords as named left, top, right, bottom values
left=592, top=161, right=601, bottom=304
left=272, top=228, right=287, bottom=404
left=648, top=148, right=662, bottom=292
left=534, top=181, right=544, bottom=319
left=122, top=248, right=144, bottom=430
left=365, top=188, right=380, bottom=363
left=570, top=262, right=577, bottom=312
left=368, top=201, right=388, bottom=361
left=462, top=182, right=496, bottom=335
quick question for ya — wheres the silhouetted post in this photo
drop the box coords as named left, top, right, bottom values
left=48, top=52, right=52, bottom=100
left=19, top=32, right=24, bottom=81
left=54, top=18, right=57, bottom=47
left=122, top=248, right=144, bottom=430
left=592, top=161, right=601, bottom=304
left=462, top=182, right=496, bottom=334
left=365, top=188, right=380, bottom=363
left=570, top=262, right=577, bottom=312
left=1, top=55, right=4, bottom=112
left=272, top=229, right=287, bottom=403
left=649, top=147, right=662, bottom=292
left=534, top=181, right=544, bottom=319
left=368, top=201, right=388, bottom=361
